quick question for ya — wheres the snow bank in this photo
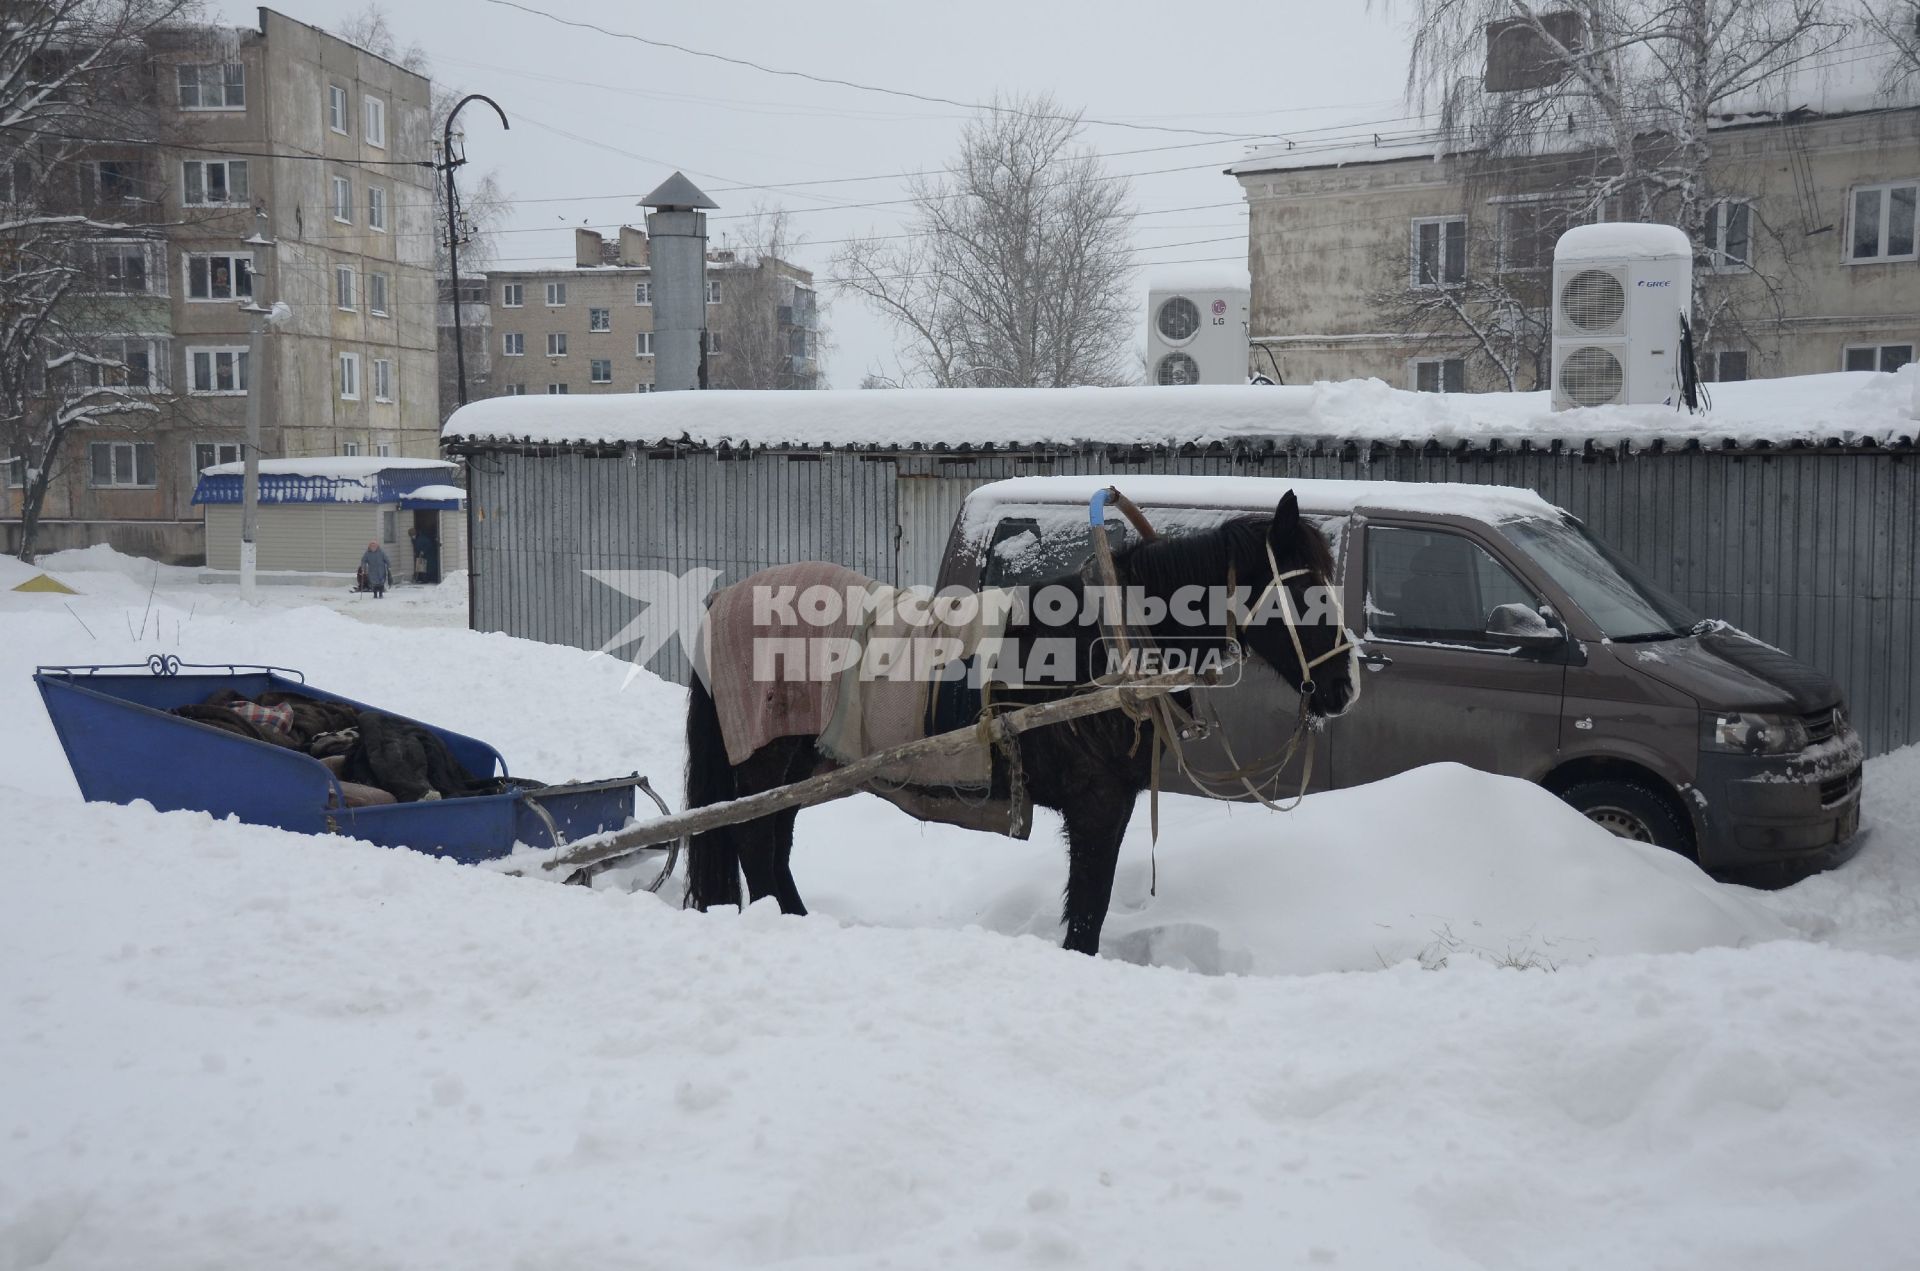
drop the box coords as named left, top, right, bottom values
left=4, top=783, right=1919, bottom=1269
left=444, top=370, right=1919, bottom=452
left=4, top=548, right=1920, bottom=1267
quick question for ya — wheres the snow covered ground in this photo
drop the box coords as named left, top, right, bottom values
left=5, top=549, right=1920, bottom=1269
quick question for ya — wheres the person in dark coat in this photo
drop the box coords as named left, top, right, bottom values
left=360, top=540, right=392, bottom=598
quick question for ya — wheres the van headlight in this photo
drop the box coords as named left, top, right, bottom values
left=1701, top=711, right=1810, bottom=755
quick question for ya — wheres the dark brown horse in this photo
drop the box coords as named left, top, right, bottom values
left=684, top=491, right=1357, bottom=955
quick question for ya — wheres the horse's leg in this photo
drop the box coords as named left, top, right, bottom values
left=735, top=737, right=812, bottom=916
left=1059, top=783, right=1138, bottom=955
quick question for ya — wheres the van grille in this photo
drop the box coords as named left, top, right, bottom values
left=1819, top=767, right=1862, bottom=808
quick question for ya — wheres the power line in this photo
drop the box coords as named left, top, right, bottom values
left=479, top=0, right=1293, bottom=142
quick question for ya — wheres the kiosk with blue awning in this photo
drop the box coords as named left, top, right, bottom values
left=192, top=458, right=467, bottom=583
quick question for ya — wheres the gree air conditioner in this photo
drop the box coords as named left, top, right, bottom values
left=1146, top=266, right=1250, bottom=386
left=1550, top=223, right=1691, bottom=410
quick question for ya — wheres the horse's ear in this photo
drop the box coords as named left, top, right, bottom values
left=1270, top=490, right=1301, bottom=544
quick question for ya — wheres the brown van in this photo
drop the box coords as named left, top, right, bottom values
left=938, top=474, right=1864, bottom=879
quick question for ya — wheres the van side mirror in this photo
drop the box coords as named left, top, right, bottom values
left=1486, top=602, right=1564, bottom=651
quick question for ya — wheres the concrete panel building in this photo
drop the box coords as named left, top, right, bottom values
left=1231, top=58, right=1918, bottom=393
left=481, top=226, right=820, bottom=399
left=3, top=8, right=440, bottom=563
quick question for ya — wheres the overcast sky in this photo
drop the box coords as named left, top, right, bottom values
left=211, top=0, right=1421, bottom=386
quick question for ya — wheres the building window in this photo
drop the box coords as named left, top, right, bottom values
left=635, top=331, right=654, bottom=356
left=184, top=252, right=252, bottom=301
left=1703, top=200, right=1752, bottom=271
left=1412, top=357, right=1466, bottom=393
left=177, top=63, right=244, bottom=110
left=502, top=283, right=524, bottom=307
left=503, top=332, right=525, bottom=356
left=546, top=281, right=567, bottom=306
left=342, top=441, right=361, bottom=457
left=1496, top=199, right=1583, bottom=273
left=547, top=383, right=569, bottom=395
left=331, top=175, right=352, bottom=223
left=77, top=240, right=162, bottom=295
left=187, top=346, right=249, bottom=394
left=1849, top=182, right=1918, bottom=262
left=375, top=442, right=393, bottom=458
left=368, top=272, right=389, bottom=316
left=590, top=358, right=612, bottom=383
left=705, top=280, right=723, bottom=304
left=635, top=383, right=652, bottom=393
left=368, top=185, right=387, bottom=231
left=504, top=384, right=527, bottom=396
left=589, top=307, right=610, bottom=332
left=547, top=333, right=567, bottom=357
left=634, top=281, right=651, bottom=305
left=92, top=160, right=147, bottom=204
left=181, top=158, right=248, bottom=207
left=193, top=441, right=241, bottom=474
left=1701, top=350, right=1749, bottom=382
left=373, top=358, right=394, bottom=402
left=327, top=83, right=348, bottom=133
left=363, top=95, right=387, bottom=148
left=56, top=335, right=165, bottom=393
left=1844, top=343, right=1915, bottom=373
left=705, top=330, right=723, bottom=355
left=335, top=265, right=356, bottom=310
left=89, top=441, right=156, bottom=488
left=339, top=352, right=361, bottom=400
left=1412, top=216, right=1468, bottom=288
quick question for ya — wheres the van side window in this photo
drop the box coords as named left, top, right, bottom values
left=1366, top=526, right=1537, bottom=645
left=982, top=514, right=1130, bottom=588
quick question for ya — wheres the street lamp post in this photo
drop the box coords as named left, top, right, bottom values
left=237, top=207, right=277, bottom=602
left=442, top=94, right=508, bottom=409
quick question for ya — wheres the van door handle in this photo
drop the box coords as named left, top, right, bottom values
left=1359, top=651, right=1393, bottom=670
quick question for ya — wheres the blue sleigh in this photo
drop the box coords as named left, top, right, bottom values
left=35, top=657, right=658, bottom=866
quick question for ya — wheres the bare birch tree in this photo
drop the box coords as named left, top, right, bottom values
left=705, top=210, right=827, bottom=390
left=3, top=0, right=200, bottom=561
left=1378, top=0, right=1849, bottom=375
left=835, top=94, right=1136, bottom=388
left=1862, top=0, right=1920, bottom=83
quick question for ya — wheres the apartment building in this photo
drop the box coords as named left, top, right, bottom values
left=1229, top=49, right=1919, bottom=392
left=3, top=8, right=438, bottom=562
left=483, top=226, right=820, bottom=399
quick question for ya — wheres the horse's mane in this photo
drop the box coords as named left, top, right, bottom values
left=1115, top=513, right=1332, bottom=596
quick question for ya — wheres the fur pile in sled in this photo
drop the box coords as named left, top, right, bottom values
left=172, top=689, right=533, bottom=808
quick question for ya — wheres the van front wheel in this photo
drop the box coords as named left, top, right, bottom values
left=1558, top=778, right=1695, bottom=858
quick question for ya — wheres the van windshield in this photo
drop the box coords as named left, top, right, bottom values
left=1501, top=516, right=1701, bottom=641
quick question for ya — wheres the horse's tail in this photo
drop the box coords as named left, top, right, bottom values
left=683, top=674, right=743, bottom=910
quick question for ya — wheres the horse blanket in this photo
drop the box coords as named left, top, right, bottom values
left=703, top=563, right=1015, bottom=795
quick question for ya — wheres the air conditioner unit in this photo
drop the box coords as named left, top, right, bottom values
left=1146, top=271, right=1249, bottom=386
left=1550, top=223, right=1691, bottom=411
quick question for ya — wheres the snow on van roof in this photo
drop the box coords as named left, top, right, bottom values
left=444, top=370, right=1917, bottom=453
left=963, top=474, right=1557, bottom=525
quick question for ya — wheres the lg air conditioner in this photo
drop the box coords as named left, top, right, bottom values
left=1550, top=223, right=1691, bottom=410
left=1146, top=267, right=1250, bottom=386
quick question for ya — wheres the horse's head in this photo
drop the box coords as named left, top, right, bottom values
left=1239, top=490, right=1357, bottom=720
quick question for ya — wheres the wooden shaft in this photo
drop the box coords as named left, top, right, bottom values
left=533, top=664, right=1225, bottom=877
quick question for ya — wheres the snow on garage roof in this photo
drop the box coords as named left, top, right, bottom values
left=200, top=457, right=455, bottom=478
left=962, top=474, right=1557, bottom=524
left=443, top=371, right=1917, bottom=453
